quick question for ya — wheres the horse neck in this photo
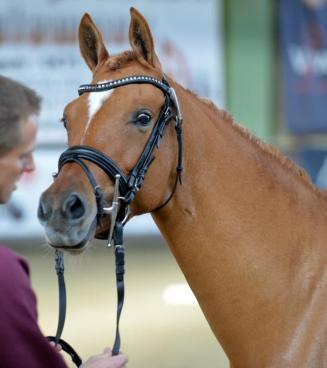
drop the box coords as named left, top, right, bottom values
left=152, top=83, right=327, bottom=366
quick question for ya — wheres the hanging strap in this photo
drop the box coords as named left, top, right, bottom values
left=48, top=226, right=126, bottom=364
left=54, top=250, right=66, bottom=344
left=112, top=220, right=125, bottom=356
left=47, top=250, right=82, bottom=367
left=47, top=336, right=82, bottom=367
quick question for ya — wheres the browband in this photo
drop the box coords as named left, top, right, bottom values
left=78, top=75, right=171, bottom=96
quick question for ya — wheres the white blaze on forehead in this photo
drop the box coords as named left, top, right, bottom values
left=83, top=81, right=113, bottom=135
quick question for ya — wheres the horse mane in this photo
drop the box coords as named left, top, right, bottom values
left=206, top=98, right=327, bottom=198
left=177, top=83, right=327, bottom=199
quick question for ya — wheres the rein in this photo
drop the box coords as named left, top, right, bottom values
left=48, top=75, right=183, bottom=366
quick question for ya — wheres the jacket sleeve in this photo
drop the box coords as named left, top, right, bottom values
left=0, top=246, right=67, bottom=368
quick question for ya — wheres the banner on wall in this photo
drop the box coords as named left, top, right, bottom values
left=0, top=0, right=224, bottom=144
left=280, top=0, right=327, bottom=134
left=0, top=0, right=224, bottom=239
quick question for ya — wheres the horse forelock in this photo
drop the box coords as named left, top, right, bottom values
left=104, top=50, right=136, bottom=71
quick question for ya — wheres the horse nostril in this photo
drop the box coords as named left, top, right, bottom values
left=62, top=194, right=85, bottom=220
left=37, top=200, right=51, bottom=222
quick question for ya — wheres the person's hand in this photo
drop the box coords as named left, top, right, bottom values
left=81, top=347, right=128, bottom=368
left=49, top=341, right=62, bottom=353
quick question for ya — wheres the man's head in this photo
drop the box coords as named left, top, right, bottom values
left=0, top=76, right=41, bottom=204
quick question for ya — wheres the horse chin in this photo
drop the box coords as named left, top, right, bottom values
left=47, top=218, right=97, bottom=253
left=49, top=237, right=90, bottom=254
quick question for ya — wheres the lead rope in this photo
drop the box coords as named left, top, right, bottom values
left=48, top=226, right=125, bottom=366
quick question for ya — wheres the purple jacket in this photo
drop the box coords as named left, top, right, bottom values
left=0, top=246, right=67, bottom=368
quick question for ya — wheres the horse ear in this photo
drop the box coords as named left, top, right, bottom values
left=129, top=7, right=161, bottom=69
left=78, top=13, right=109, bottom=71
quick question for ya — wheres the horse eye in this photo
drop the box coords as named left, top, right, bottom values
left=135, top=112, right=152, bottom=126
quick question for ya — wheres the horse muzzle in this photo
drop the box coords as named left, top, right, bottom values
left=37, top=189, right=97, bottom=249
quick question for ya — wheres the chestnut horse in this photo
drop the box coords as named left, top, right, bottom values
left=38, top=8, right=327, bottom=368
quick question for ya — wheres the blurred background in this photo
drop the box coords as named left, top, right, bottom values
left=1, top=0, right=327, bottom=366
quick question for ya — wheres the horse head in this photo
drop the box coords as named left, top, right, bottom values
left=38, top=8, right=182, bottom=250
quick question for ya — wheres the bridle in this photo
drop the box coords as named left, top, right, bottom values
left=47, top=74, right=183, bottom=366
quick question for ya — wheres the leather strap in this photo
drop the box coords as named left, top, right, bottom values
left=112, top=221, right=125, bottom=356
left=152, top=120, right=183, bottom=212
left=47, top=336, right=82, bottom=367
left=78, top=75, right=171, bottom=96
left=59, top=147, right=129, bottom=195
left=57, top=157, right=105, bottom=225
left=54, top=250, right=65, bottom=343
left=48, top=229, right=126, bottom=365
left=47, top=250, right=83, bottom=367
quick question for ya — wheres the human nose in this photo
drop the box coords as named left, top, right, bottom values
left=23, top=154, right=35, bottom=173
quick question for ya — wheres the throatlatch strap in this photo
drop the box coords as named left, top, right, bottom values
left=112, top=221, right=125, bottom=356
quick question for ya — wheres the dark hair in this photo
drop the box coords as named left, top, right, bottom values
left=0, top=75, right=41, bottom=156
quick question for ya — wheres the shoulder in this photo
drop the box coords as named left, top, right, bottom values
left=0, top=246, right=67, bottom=368
left=0, top=244, right=37, bottom=321
left=0, top=245, right=34, bottom=306
left=0, top=245, right=30, bottom=279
